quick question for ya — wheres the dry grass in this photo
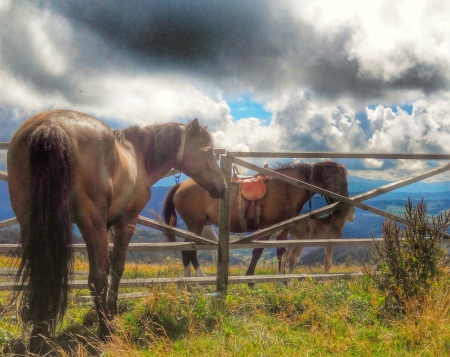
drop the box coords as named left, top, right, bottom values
left=1, top=258, right=450, bottom=356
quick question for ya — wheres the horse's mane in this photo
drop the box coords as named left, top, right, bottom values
left=116, top=120, right=211, bottom=145
left=313, top=161, right=348, bottom=178
left=312, top=161, right=348, bottom=205
left=273, top=162, right=311, bottom=170
left=117, top=121, right=212, bottom=170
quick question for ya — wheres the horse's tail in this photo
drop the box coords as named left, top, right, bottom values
left=14, top=123, right=74, bottom=330
left=162, top=183, right=181, bottom=242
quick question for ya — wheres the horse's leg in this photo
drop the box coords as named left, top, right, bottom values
left=188, top=251, right=205, bottom=277
left=107, top=219, right=137, bottom=319
left=276, top=230, right=289, bottom=272
left=245, top=236, right=270, bottom=276
left=77, top=215, right=111, bottom=340
left=324, top=245, right=335, bottom=273
left=288, top=248, right=302, bottom=274
left=279, top=249, right=289, bottom=274
left=182, top=251, right=193, bottom=277
left=184, top=224, right=206, bottom=277
left=201, top=224, right=219, bottom=268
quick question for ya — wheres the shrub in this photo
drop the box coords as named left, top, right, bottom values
left=367, top=199, right=450, bottom=315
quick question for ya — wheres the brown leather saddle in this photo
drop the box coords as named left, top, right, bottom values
left=232, top=167, right=269, bottom=231
left=231, top=175, right=267, bottom=201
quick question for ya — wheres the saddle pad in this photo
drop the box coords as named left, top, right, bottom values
left=240, top=179, right=266, bottom=201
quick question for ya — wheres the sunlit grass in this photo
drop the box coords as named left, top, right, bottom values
left=1, top=258, right=450, bottom=356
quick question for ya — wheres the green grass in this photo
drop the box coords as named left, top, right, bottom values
left=1, top=259, right=450, bottom=356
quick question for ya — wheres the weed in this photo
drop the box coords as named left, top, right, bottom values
left=367, top=199, right=450, bottom=316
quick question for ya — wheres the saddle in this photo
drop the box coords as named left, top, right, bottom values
left=232, top=166, right=269, bottom=231
left=231, top=175, right=267, bottom=201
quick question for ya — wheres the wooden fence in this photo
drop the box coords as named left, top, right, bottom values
left=1, top=142, right=450, bottom=293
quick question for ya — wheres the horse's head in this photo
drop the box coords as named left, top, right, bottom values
left=179, top=119, right=226, bottom=199
left=312, top=161, right=349, bottom=198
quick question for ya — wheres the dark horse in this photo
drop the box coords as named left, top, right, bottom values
left=162, top=161, right=348, bottom=277
left=7, top=109, right=226, bottom=353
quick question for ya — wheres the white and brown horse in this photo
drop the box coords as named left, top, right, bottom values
left=7, top=109, right=226, bottom=353
left=162, top=161, right=349, bottom=277
left=279, top=203, right=355, bottom=274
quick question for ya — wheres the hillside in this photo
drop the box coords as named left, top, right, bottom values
left=1, top=177, right=449, bottom=266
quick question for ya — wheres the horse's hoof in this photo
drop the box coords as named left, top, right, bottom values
left=98, top=322, right=114, bottom=343
left=195, top=268, right=206, bottom=277
left=29, top=336, right=53, bottom=355
left=3, top=337, right=27, bottom=356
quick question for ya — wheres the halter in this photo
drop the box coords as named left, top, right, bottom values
left=174, top=125, right=186, bottom=171
left=309, top=162, right=341, bottom=209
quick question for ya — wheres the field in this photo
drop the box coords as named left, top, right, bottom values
left=1, top=255, right=450, bottom=356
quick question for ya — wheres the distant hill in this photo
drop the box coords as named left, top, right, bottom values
left=348, top=175, right=450, bottom=195
left=1, top=176, right=449, bottom=241
left=300, top=246, right=373, bottom=266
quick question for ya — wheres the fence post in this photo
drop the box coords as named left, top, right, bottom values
left=217, top=154, right=232, bottom=293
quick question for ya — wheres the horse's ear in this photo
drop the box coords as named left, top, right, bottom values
left=188, top=118, right=201, bottom=135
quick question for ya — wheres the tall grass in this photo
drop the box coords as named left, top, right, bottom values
left=1, top=258, right=450, bottom=356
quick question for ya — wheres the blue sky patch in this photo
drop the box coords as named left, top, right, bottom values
left=226, top=94, right=272, bottom=125
left=367, top=103, right=413, bottom=115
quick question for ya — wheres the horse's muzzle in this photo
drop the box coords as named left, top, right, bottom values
left=209, top=183, right=227, bottom=199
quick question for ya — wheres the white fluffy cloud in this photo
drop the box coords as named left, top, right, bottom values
left=367, top=100, right=450, bottom=154
left=2, top=1, right=450, bottom=182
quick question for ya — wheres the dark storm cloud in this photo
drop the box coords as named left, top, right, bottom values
left=42, top=0, right=449, bottom=100
left=1, top=0, right=448, bottom=106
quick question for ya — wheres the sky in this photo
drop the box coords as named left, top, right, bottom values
left=1, top=0, right=450, bottom=183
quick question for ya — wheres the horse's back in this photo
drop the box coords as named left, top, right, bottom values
left=9, top=110, right=114, bottom=165
left=8, top=110, right=117, bottom=220
left=173, top=179, right=218, bottom=231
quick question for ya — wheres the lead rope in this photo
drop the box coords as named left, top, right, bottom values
left=173, top=171, right=181, bottom=185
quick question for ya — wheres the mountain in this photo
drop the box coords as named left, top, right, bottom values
left=348, top=176, right=450, bottom=195
left=1, top=176, right=449, bottom=240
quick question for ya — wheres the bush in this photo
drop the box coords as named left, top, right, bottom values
left=367, top=199, right=450, bottom=315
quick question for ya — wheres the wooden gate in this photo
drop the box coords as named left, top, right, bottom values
left=1, top=143, right=450, bottom=292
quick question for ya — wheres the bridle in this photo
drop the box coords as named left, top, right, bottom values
left=309, top=162, right=342, bottom=207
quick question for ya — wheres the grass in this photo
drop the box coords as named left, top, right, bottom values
left=1, top=257, right=450, bottom=356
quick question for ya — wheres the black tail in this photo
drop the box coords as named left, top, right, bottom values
left=162, top=183, right=181, bottom=242
left=14, top=123, right=73, bottom=330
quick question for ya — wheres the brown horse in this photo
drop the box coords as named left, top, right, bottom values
left=7, top=109, right=226, bottom=353
left=280, top=202, right=355, bottom=275
left=162, top=161, right=348, bottom=277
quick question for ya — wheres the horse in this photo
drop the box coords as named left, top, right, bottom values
left=162, top=161, right=349, bottom=277
left=279, top=202, right=355, bottom=275
left=7, top=109, right=226, bottom=353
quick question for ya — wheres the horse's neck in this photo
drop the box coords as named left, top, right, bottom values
left=124, top=124, right=182, bottom=187
left=279, top=169, right=314, bottom=211
left=149, top=125, right=181, bottom=186
left=289, top=221, right=310, bottom=239
left=327, top=204, right=351, bottom=224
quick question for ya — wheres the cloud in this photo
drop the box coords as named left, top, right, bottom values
left=212, top=117, right=282, bottom=152
left=2, top=1, right=450, bottom=183
left=37, top=0, right=450, bottom=102
left=266, top=92, right=368, bottom=152
left=367, top=100, right=450, bottom=154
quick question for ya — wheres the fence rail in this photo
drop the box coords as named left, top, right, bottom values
left=1, top=144, right=449, bottom=293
